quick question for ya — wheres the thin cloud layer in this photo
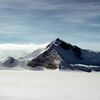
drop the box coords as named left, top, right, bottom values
left=0, top=0, right=99, bottom=50
left=0, top=43, right=46, bottom=59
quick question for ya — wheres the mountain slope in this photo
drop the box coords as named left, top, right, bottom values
left=28, top=38, right=100, bottom=72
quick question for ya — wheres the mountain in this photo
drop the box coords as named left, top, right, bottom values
left=28, top=38, right=100, bottom=72
left=2, top=57, right=18, bottom=67
left=0, top=57, right=26, bottom=70
left=0, top=38, right=100, bottom=72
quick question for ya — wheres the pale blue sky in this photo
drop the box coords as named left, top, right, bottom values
left=0, top=0, right=100, bottom=50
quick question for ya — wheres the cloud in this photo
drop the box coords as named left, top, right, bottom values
left=0, top=43, right=47, bottom=59
left=0, top=0, right=100, bottom=25
left=49, top=2, right=100, bottom=25
left=0, top=0, right=99, bottom=50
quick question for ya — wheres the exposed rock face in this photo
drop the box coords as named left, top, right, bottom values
left=28, top=44, right=62, bottom=69
left=55, top=38, right=73, bottom=50
left=28, top=38, right=83, bottom=70
left=3, top=57, right=18, bottom=67
left=55, top=38, right=82, bottom=59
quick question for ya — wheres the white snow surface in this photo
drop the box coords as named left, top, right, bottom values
left=0, top=71, right=100, bottom=100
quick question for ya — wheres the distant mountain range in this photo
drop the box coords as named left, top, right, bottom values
left=0, top=38, right=100, bottom=72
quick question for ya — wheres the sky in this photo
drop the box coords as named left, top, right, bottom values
left=0, top=0, right=100, bottom=50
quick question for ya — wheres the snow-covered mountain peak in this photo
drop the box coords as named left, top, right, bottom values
left=46, top=38, right=71, bottom=47
left=0, top=38, right=100, bottom=72
left=45, top=38, right=82, bottom=60
left=46, top=38, right=80, bottom=51
left=27, top=38, right=100, bottom=72
left=53, top=38, right=62, bottom=46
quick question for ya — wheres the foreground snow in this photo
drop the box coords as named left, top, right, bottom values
left=0, top=70, right=100, bottom=100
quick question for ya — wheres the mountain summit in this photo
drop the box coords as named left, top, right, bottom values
left=28, top=38, right=100, bottom=72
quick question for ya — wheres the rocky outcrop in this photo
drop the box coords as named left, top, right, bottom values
left=28, top=44, right=62, bottom=69
left=3, top=57, right=18, bottom=67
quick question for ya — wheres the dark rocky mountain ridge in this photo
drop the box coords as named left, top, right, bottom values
left=28, top=38, right=100, bottom=72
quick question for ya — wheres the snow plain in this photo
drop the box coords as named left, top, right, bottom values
left=0, top=70, right=100, bottom=100
left=0, top=43, right=100, bottom=100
